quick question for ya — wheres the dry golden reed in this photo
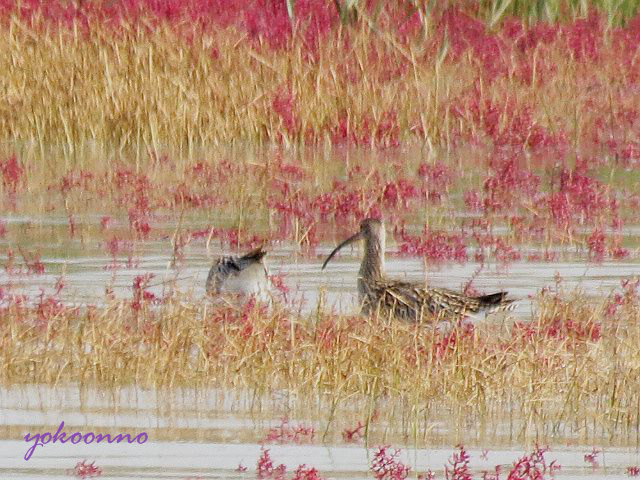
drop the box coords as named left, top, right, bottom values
left=1, top=289, right=639, bottom=445
left=0, top=10, right=634, bottom=154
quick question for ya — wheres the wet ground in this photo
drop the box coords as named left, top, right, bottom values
left=2, top=214, right=639, bottom=317
left=2, top=211, right=640, bottom=478
left=1, top=385, right=639, bottom=479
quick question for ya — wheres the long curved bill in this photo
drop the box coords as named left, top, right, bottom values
left=321, top=231, right=363, bottom=270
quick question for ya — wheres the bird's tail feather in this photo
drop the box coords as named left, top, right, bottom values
left=476, top=291, right=517, bottom=313
left=476, top=291, right=508, bottom=305
left=233, top=247, right=268, bottom=270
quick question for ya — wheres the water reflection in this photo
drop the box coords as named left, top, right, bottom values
left=2, top=219, right=639, bottom=315
left=0, top=385, right=638, bottom=479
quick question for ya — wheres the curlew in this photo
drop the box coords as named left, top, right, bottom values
left=322, top=219, right=515, bottom=322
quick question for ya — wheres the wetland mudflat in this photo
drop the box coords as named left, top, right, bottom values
left=4, top=0, right=640, bottom=476
left=1, top=385, right=640, bottom=479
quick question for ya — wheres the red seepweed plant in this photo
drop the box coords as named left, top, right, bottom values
left=68, top=460, right=102, bottom=479
left=445, top=445, right=473, bottom=480
left=506, top=445, right=560, bottom=480
left=0, top=155, right=24, bottom=193
left=264, top=417, right=315, bottom=444
left=362, top=445, right=563, bottom=480
left=584, top=447, right=601, bottom=468
left=342, top=421, right=365, bottom=443
left=256, top=448, right=326, bottom=480
left=257, top=448, right=287, bottom=480
left=371, top=445, right=411, bottom=480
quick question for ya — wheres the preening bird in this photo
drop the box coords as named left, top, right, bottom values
left=206, top=247, right=270, bottom=302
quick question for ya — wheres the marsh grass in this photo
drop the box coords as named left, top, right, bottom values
left=1, top=288, right=639, bottom=445
left=1, top=0, right=640, bottom=451
left=1, top=3, right=639, bottom=155
left=3, top=143, right=639, bottom=266
left=3, top=2, right=640, bottom=262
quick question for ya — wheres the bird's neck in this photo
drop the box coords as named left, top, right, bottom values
left=359, top=235, right=385, bottom=282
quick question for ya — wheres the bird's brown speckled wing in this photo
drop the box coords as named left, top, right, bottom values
left=422, top=287, right=515, bottom=316
left=423, top=287, right=482, bottom=315
left=365, top=279, right=431, bottom=322
left=366, top=279, right=514, bottom=321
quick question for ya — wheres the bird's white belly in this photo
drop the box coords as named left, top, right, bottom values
left=219, top=264, right=270, bottom=302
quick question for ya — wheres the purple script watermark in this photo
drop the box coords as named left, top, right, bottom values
left=24, top=421, right=148, bottom=460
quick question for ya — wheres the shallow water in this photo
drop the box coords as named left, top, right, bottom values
left=3, top=442, right=640, bottom=479
left=2, top=214, right=639, bottom=317
left=1, top=385, right=639, bottom=479
left=2, top=152, right=640, bottom=477
left=5, top=225, right=640, bottom=326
